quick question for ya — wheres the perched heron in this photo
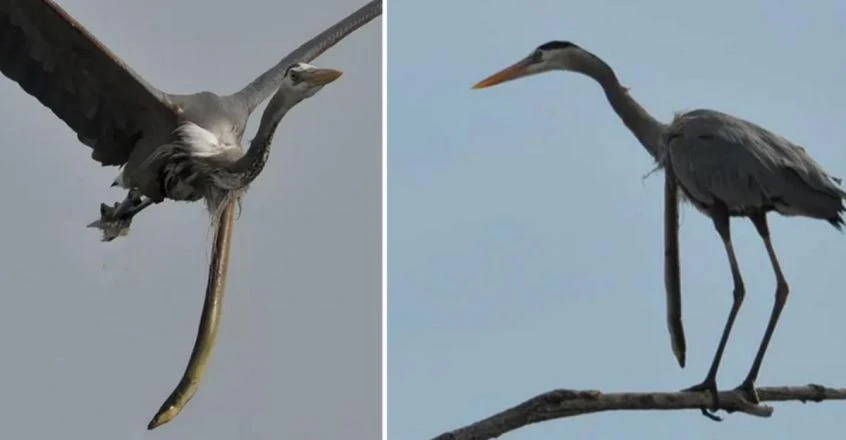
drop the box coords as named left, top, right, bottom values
left=473, top=40, right=845, bottom=419
left=0, top=0, right=381, bottom=429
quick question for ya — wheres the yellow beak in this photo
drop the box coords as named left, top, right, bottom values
left=472, top=62, right=530, bottom=89
left=304, top=68, right=343, bottom=86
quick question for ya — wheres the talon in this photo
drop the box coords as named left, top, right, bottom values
left=683, top=378, right=722, bottom=421
left=90, top=203, right=133, bottom=241
left=90, top=216, right=132, bottom=242
left=701, top=409, right=722, bottom=422
left=734, top=380, right=760, bottom=404
left=100, top=203, right=113, bottom=217
left=128, top=188, right=144, bottom=203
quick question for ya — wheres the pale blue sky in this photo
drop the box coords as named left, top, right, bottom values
left=388, top=0, right=846, bottom=439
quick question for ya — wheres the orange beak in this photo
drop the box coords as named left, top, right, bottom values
left=472, top=61, right=530, bottom=89
left=303, top=68, right=343, bottom=86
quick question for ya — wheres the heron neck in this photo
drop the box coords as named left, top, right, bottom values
left=224, top=95, right=292, bottom=186
left=230, top=0, right=382, bottom=113
left=575, top=55, right=667, bottom=162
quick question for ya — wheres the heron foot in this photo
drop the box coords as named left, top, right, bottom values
left=126, top=187, right=144, bottom=204
left=683, top=378, right=723, bottom=421
left=88, top=190, right=157, bottom=241
left=87, top=202, right=133, bottom=242
left=733, top=379, right=760, bottom=405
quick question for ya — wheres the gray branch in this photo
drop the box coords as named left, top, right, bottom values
left=433, top=384, right=846, bottom=440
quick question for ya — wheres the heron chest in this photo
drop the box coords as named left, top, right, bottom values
left=125, top=123, right=243, bottom=201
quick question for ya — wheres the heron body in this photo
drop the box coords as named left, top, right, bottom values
left=473, top=40, right=845, bottom=419
left=666, top=109, right=845, bottom=227
left=120, top=94, right=246, bottom=202
left=1, top=0, right=380, bottom=239
left=143, top=122, right=241, bottom=199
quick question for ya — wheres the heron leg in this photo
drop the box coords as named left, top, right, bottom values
left=88, top=189, right=157, bottom=241
left=734, top=214, right=789, bottom=404
left=683, top=202, right=745, bottom=422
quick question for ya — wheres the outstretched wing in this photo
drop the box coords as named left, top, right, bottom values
left=234, top=0, right=382, bottom=111
left=0, top=0, right=178, bottom=166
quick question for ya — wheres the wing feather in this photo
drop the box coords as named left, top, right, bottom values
left=0, top=0, right=178, bottom=166
left=668, top=109, right=845, bottom=218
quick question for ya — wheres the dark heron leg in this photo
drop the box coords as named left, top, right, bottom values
left=88, top=189, right=157, bottom=241
left=734, top=214, right=789, bottom=403
left=683, top=202, right=746, bottom=421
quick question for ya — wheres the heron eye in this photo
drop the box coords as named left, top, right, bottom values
left=531, top=51, right=543, bottom=62
left=290, top=72, right=300, bottom=82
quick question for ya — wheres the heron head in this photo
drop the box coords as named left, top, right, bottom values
left=282, top=62, right=343, bottom=100
left=472, top=41, right=591, bottom=89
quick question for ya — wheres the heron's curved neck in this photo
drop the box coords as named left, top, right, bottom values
left=231, top=0, right=382, bottom=114
left=235, top=62, right=290, bottom=114
left=223, top=94, right=292, bottom=187
left=574, top=54, right=667, bottom=161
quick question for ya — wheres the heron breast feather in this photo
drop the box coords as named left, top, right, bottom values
left=175, top=122, right=241, bottom=159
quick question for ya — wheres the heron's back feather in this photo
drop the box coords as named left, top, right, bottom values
left=667, top=109, right=845, bottom=227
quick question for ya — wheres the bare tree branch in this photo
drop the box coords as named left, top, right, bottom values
left=433, top=384, right=846, bottom=440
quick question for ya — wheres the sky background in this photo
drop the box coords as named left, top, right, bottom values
left=0, top=0, right=380, bottom=438
left=388, top=0, right=846, bottom=439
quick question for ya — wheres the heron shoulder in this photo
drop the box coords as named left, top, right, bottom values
left=667, top=109, right=802, bottom=159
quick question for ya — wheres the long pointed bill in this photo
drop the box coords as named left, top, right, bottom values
left=303, top=68, right=343, bottom=86
left=472, top=60, right=531, bottom=89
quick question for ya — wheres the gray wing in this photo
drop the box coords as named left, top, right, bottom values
left=0, top=0, right=178, bottom=166
left=233, top=0, right=382, bottom=112
left=667, top=109, right=846, bottom=220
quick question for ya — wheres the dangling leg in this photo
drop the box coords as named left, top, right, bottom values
left=734, top=213, right=789, bottom=403
left=88, top=188, right=159, bottom=241
left=683, top=202, right=746, bottom=421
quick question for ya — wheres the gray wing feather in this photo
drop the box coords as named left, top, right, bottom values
left=0, top=0, right=177, bottom=166
left=667, top=109, right=846, bottom=220
left=233, top=0, right=382, bottom=112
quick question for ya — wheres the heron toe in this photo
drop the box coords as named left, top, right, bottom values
left=88, top=208, right=133, bottom=241
left=100, top=202, right=118, bottom=218
left=128, top=188, right=144, bottom=203
left=683, top=378, right=723, bottom=421
left=734, top=380, right=761, bottom=404
left=98, top=218, right=132, bottom=241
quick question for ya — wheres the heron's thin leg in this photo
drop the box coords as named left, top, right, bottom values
left=119, top=196, right=156, bottom=218
left=735, top=214, right=789, bottom=404
left=112, top=188, right=145, bottom=217
left=683, top=203, right=745, bottom=421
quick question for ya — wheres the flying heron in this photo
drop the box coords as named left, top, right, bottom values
left=0, top=0, right=381, bottom=429
left=472, top=40, right=845, bottom=419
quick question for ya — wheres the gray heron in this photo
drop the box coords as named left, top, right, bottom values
left=472, top=40, right=845, bottom=420
left=0, top=0, right=381, bottom=429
